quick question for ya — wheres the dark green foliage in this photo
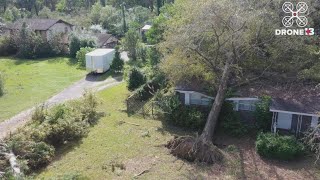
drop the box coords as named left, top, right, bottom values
left=70, top=35, right=96, bottom=59
left=110, top=47, right=124, bottom=72
left=131, top=74, right=166, bottom=101
left=69, top=36, right=81, bottom=58
left=122, top=29, right=140, bottom=61
left=254, top=96, right=272, bottom=131
left=147, top=46, right=161, bottom=66
left=146, top=15, right=166, bottom=45
left=80, top=39, right=96, bottom=48
left=0, top=35, right=17, bottom=56
left=256, top=132, right=305, bottom=160
left=76, top=47, right=95, bottom=68
left=24, top=142, right=55, bottom=170
left=8, top=24, right=65, bottom=59
left=219, top=102, right=248, bottom=137
left=127, top=67, right=146, bottom=91
left=137, top=44, right=147, bottom=62
left=15, top=23, right=45, bottom=59
left=157, top=95, right=207, bottom=130
left=0, top=72, right=4, bottom=97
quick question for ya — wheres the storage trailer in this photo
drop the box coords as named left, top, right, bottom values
left=85, top=48, right=115, bottom=73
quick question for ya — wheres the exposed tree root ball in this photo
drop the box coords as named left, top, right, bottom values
left=166, top=136, right=223, bottom=164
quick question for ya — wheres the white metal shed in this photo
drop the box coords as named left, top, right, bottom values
left=86, top=48, right=115, bottom=73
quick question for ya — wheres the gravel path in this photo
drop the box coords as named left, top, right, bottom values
left=0, top=74, right=124, bottom=139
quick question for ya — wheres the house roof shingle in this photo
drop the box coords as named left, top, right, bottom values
left=94, top=33, right=118, bottom=47
left=236, top=82, right=320, bottom=116
left=7, top=19, right=73, bottom=31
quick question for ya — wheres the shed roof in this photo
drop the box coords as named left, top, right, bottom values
left=142, top=25, right=152, bottom=30
left=7, top=19, right=73, bottom=31
left=86, top=49, right=115, bottom=56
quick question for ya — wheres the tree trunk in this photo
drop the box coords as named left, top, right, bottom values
left=6, top=151, right=21, bottom=177
left=200, top=56, right=233, bottom=143
left=34, top=3, right=39, bottom=16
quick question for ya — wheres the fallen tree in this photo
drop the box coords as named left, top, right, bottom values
left=0, top=143, right=22, bottom=178
left=160, top=0, right=316, bottom=164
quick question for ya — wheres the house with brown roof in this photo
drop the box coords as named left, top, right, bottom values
left=175, top=81, right=320, bottom=136
left=7, top=18, right=73, bottom=44
left=94, top=33, right=118, bottom=48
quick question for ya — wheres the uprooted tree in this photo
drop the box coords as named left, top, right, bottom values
left=161, top=0, right=318, bottom=163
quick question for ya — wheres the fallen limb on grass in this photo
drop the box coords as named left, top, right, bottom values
left=134, top=168, right=150, bottom=177
left=119, top=120, right=140, bottom=126
left=166, top=136, right=223, bottom=164
left=0, top=143, right=22, bottom=177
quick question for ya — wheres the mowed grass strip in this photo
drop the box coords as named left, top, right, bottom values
left=0, top=57, right=86, bottom=122
left=36, top=84, right=219, bottom=179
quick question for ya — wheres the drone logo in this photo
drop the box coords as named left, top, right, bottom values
left=282, top=2, right=308, bottom=28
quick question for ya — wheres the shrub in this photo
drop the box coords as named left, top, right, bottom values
left=254, top=96, right=272, bottom=131
left=127, top=67, right=146, bottom=91
left=13, top=23, right=63, bottom=59
left=70, top=35, right=96, bottom=58
left=157, top=95, right=207, bottom=130
left=0, top=35, right=17, bottom=56
left=69, top=36, right=81, bottom=58
left=122, top=29, right=140, bottom=61
left=32, top=104, right=46, bottom=123
left=24, top=142, right=55, bottom=170
left=131, top=75, right=165, bottom=101
left=219, top=102, right=248, bottom=137
left=5, top=92, right=100, bottom=172
left=77, top=91, right=100, bottom=125
left=42, top=118, right=89, bottom=147
left=49, top=33, right=67, bottom=56
left=0, top=72, right=4, bottom=97
left=110, top=47, right=124, bottom=73
left=147, top=46, right=161, bottom=66
left=76, top=47, right=95, bottom=68
left=80, top=39, right=96, bottom=48
left=137, top=43, right=147, bottom=62
left=255, top=132, right=305, bottom=160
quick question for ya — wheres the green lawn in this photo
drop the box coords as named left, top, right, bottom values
left=0, top=57, right=86, bottom=122
left=35, top=84, right=240, bottom=180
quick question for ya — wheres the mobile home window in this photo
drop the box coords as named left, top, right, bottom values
left=238, top=100, right=256, bottom=111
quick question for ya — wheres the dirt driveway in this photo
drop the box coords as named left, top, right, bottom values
left=0, top=74, right=123, bottom=139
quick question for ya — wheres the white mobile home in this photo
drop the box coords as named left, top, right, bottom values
left=86, top=49, right=115, bottom=73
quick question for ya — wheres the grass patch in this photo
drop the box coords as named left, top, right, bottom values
left=0, top=57, right=86, bottom=122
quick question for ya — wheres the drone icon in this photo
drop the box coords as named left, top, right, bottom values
left=282, top=2, right=308, bottom=28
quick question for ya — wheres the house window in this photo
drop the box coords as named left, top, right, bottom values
left=190, top=94, right=212, bottom=106
left=238, top=100, right=256, bottom=111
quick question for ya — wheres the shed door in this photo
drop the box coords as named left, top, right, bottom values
left=277, top=112, right=292, bottom=130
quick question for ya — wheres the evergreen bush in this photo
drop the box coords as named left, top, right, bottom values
left=256, top=132, right=305, bottom=160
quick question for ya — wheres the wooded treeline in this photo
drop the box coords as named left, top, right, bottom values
left=0, top=0, right=174, bottom=14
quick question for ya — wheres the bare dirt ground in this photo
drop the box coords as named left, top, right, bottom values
left=214, top=134, right=320, bottom=180
left=0, top=74, right=123, bottom=139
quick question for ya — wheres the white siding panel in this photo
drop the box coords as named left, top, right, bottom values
left=311, top=116, right=319, bottom=128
